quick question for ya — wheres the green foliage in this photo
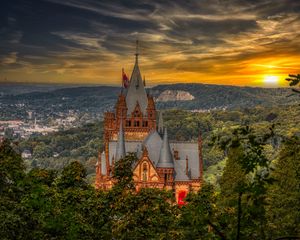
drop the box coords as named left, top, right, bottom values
left=217, top=126, right=275, bottom=239
left=180, top=184, right=222, bottom=239
left=286, top=74, right=300, bottom=93
left=1, top=133, right=300, bottom=239
left=0, top=139, right=25, bottom=194
left=110, top=188, right=179, bottom=240
left=266, top=136, right=300, bottom=239
left=112, top=152, right=137, bottom=190
left=57, top=161, right=87, bottom=189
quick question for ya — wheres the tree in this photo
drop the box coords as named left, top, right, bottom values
left=0, top=139, right=25, bottom=195
left=56, top=161, right=87, bottom=189
left=266, top=136, right=300, bottom=239
left=286, top=74, right=300, bottom=94
left=0, top=139, right=27, bottom=239
left=108, top=153, right=181, bottom=239
left=180, top=184, right=224, bottom=239
left=217, top=126, right=274, bottom=239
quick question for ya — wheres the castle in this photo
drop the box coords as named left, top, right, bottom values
left=95, top=42, right=203, bottom=204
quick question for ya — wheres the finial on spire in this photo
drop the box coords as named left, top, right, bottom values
left=135, top=39, right=139, bottom=63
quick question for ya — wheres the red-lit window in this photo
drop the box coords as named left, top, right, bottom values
left=178, top=191, right=187, bottom=206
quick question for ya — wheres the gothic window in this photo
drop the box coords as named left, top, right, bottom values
left=142, top=163, right=147, bottom=181
left=167, top=174, right=171, bottom=181
left=142, top=121, right=148, bottom=127
left=134, top=121, right=140, bottom=127
left=126, top=120, right=131, bottom=127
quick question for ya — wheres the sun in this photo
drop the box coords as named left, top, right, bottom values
left=263, top=75, right=279, bottom=85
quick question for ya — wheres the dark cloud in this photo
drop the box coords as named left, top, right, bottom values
left=0, top=0, right=299, bottom=84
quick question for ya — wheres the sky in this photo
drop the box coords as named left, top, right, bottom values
left=0, top=0, right=300, bottom=87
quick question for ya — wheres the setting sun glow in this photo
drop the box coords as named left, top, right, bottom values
left=263, top=75, right=280, bottom=85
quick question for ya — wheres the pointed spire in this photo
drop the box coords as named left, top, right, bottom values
left=135, top=39, right=139, bottom=63
left=158, top=111, right=164, bottom=134
left=157, top=128, right=174, bottom=168
left=115, top=117, right=126, bottom=161
left=126, top=40, right=148, bottom=116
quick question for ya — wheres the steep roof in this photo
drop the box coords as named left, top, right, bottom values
left=174, top=160, right=190, bottom=181
left=143, top=130, right=163, bottom=165
left=157, top=128, right=174, bottom=168
left=115, top=119, right=126, bottom=161
left=125, top=48, right=148, bottom=116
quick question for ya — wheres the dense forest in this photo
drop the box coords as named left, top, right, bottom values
left=1, top=127, right=299, bottom=239
left=1, top=83, right=299, bottom=120
left=2, top=81, right=300, bottom=238
left=18, top=104, right=300, bottom=185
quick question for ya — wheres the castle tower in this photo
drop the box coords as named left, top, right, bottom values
left=156, top=128, right=175, bottom=189
left=115, top=118, right=126, bottom=161
left=103, top=41, right=156, bottom=142
left=96, top=42, right=203, bottom=204
left=157, top=111, right=164, bottom=134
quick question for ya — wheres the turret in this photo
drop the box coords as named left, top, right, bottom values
left=125, top=40, right=148, bottom=116
left=157, top=128, right=174, bottom=186
left=115, top=93, right=127, bottom=122
left=157, top=111, right=164, bottom=134
left=157, top=128, right=174, bottom=168
left=115, top=117, right=126, bottom=161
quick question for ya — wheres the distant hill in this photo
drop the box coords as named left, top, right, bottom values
left=0, top=83, right=299, bottom=121
left=151, top=83, right=299, bottom=110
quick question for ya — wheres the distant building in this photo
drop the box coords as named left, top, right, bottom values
left=95, top=42, right=203, bottom=204
left=22, top=150, right=32, bottom=159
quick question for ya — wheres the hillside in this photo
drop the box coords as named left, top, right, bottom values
left=18, top=104, right=300, bottom=183
left=152, top=83, right=299, bottom=110
left=1, top=83, right=299, bottom=121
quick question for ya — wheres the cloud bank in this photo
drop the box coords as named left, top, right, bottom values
left=0, top=0, right=300, bottom=86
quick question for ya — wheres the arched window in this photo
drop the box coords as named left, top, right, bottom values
left=126, top=120, right=131, bottom=127
left=142, top=163, right=147, bottom=181
left=134, top=121, right=140, bottom=127
left=142, top=121, right=148, bottom=127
